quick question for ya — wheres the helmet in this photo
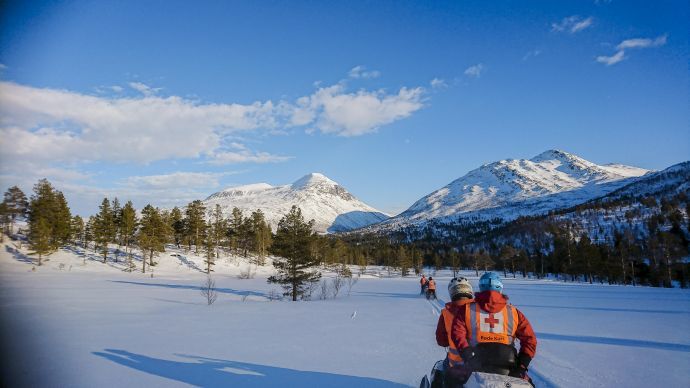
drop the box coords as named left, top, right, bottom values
left=429, top=277, right=433, bottom=280
left=448, top=277, right=473, bottom=300
left=479, top=272, right=503, bottom=293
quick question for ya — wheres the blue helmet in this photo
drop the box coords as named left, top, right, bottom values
left=479, top=272, right=503, bottom=293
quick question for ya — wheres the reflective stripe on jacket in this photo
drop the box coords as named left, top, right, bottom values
left=441, top=302, right=470, bottom=367
left=465, top=302, right=519, bottom=346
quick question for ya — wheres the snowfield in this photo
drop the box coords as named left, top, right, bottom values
left=1, top=241, right=689, bottom=387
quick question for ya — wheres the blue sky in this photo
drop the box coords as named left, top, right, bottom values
left=0, top=0, right=688, bottom=216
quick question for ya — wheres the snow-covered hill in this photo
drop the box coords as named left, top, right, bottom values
left=378, top=150, right=650, bottom=229
left=604, top=161, right=690, bottom=200
left=204, top=173, right=389, bottom=233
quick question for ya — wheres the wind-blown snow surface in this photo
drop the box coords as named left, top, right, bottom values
left=2, top=242, right=689, bottom=387
left=204, top=173, right=389, bottom=233
left=379, top=150, right=650, bottom=229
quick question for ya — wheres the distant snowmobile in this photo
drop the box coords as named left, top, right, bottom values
left=419, top=360, right=533, bottom=388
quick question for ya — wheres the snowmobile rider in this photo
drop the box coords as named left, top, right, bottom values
left=436, top=277, right=474, bottom=371
left=421, top=274, right=429, bottom=294
left=427, top=277, right=437, bottom=299
left=450, top=272, right=537, bottom=383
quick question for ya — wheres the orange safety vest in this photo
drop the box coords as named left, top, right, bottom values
left=442, top=303, right=470, bottom=367
left=428, top=280, right=436, bottom=291
left=464, top=302, right=519, bottom=346
left=421, top=277, right=428, bottom=285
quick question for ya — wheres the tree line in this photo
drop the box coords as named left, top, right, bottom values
left=2, top=178, right=688, bottom=292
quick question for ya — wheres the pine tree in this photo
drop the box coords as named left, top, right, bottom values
left=228, top=207, right=244, bottom=254
left=120, top=201, right=138, bottom=272
left=85, top=216, right=95, bottom=253
left=268, top=206, right=321, bottom=301
left=184, top=200, right=206, bottom=253
left=397, top=245, right=412, bottom=276
left=0, top=202, right=10, bottom=239
left=111, top=197, right=122, bottom=247
left=93, top=198, right=115, bottom=263
left=28, top=179, right=58, bottom=264
left=170, top=206, right=184, bottom=248
left=71, top=216, right=84, bottom=246
left=29, top=217, right=52, bottom=265
left=250, top=209, right=272, bottom=265
left=138, top=205, right=166, bottom=273
left=210, top=204, right=226, bottom=259
left=203, top=221, right=216, bottom=274
left=3, top=186, right=28, bottom=235
left=53, top=192, right=72, bottom=246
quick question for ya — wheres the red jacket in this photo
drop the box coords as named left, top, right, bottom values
left=436, top=299, right=474, bottom=346
left=450, top=291, right=537, bottom=360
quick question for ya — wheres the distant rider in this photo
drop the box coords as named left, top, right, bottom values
left=450, top=272, right=537, bottom=385
left=427, top=277, right=437, bottom=299
left=435, top=277, right=474, bottom=387
left=420, top=274, right=429, bottom=295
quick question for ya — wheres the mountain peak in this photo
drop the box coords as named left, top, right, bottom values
left=530, top=149, right=580, bottom=163
left=291, top=172, right=337, bottom=189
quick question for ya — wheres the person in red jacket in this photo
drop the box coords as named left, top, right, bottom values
left=450, top=272, right=537, bottom=384
left=435, top=277, right=474, bottom=386
left=420, top=274, right=428, bottom=295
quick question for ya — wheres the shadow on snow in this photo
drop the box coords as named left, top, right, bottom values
left=536, top=332, right=690, bottom=353
left=93, top=349, right=405, bottom=387
left=110, top=280, right=267, bottom=298
left=5, top=245, right=33, bottom=264
left=521, top=304, right=690, bottom=316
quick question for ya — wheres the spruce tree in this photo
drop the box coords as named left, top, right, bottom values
left=228, top=207, right=244, bottom=254
left=268, top=206, right=320, bottom=301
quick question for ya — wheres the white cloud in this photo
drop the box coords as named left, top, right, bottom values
left=596, top=50, right=626, bottom=66
left=124, top=171, right=225, bottom=190
left=111, top=85, right=124, bottom=93
left=208, top=143, right=292, bottom=165
left=0, top=63, right=7, bottom=71
left=616, top=35, right=667, bottom=50
left=464, top=64, right=484, bottom=78
left=128, top=81, right=161, bottom=96
left=293, top=84, right=425, bottom=136
left=430, top=78, right=448, bottom=89
left=348, top=65, right=381, bottom=79
left=552, top=16, right=594, bottom=33
left=597, top=34, right=667, bottom=66
left=0, top=81, right=279, bottom=164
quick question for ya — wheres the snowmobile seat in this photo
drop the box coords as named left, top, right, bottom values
left=472, top=343, right=517, bottom=376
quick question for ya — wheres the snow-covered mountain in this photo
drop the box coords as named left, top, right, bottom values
left=380, top=150, right=650, bottom=228
left=204, top=173, right=389, bottom=233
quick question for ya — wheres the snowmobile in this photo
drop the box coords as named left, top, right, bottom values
left=419, top=359, right=534, bottom=388
left=425, top=288, right=437, bottom=300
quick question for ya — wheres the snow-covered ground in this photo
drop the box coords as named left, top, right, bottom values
left=1, top=240, right=689, bottom=387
